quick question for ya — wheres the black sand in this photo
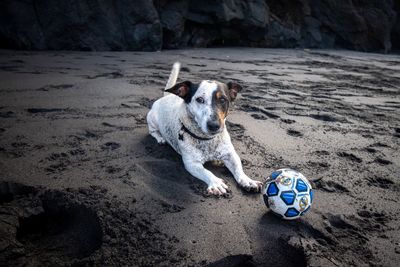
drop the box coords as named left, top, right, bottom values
left=0, top=48, right=399, bottom=266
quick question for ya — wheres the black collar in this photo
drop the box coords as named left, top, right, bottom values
left=179, top=122, right=214, bottom=141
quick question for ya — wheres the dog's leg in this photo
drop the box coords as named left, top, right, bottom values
left=183, top=157, right=228, bottom=195
left=222, top=150, right=263, bottom=192
left=146, top=110, right=166, bottom=144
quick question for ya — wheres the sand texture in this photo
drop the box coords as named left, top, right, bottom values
left=0, top=48, right=399, bottom=266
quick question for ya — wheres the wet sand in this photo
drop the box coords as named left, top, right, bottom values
left=0, top=48, right=399, bottom=266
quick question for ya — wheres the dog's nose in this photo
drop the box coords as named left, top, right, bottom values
left=207, top=121, right=220, bottom=132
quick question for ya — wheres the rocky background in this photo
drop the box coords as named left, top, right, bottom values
left=1, top=0, right=400, bottom=52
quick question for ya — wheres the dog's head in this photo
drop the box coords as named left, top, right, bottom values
left=165, top=80, right=242, bottom=135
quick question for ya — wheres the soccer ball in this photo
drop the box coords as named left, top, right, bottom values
left=263, top=168, right=313, bottom=220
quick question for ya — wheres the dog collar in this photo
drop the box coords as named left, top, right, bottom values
left=179, top=122, right=214, bottom=141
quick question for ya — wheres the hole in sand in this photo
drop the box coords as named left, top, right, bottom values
left=206, top=254, right=256, bottom=267
left=16, top=198, right=102, bottom=260
left=0, top=181, right=37, bottom=204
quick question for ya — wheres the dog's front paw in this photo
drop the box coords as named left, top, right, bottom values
left=207, top=178, right=228, bottom=196
left=238, top=177, right=263, bottom=193
left=156, top=137, right=166, bottom=145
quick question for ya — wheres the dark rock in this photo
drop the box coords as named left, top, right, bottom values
left=0, top=0, right=399, bottom=52
left=265, top=20, right=301, bottom=48
left=182, top=0, right=269, bottom=47
left=0, top=0, right=162, bottom=51
left=307, top=0, right=396, bottom=52
left=392, top=0, right=400, bottom=50
left=155, top=0, right=189, bottom=49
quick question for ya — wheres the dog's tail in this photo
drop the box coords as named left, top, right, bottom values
left=164, top=62, right=181, bottom=96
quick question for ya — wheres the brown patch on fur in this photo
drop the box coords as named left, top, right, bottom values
left=209, top=82, right=231, bottom=129
left=215, top=91, right=228, bottom=120
left=165, top=81, right=198, bottom=103
left=227, top=82, right=242, bottom=101
left=217, top=110, right=226, bottom=121
left=215, top=90, right=223, bottom=99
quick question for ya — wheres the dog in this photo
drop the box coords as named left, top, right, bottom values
left=146, top=62, right=262, bottom=195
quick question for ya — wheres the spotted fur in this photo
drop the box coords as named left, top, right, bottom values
left=146, top=63, right=262, bottom=195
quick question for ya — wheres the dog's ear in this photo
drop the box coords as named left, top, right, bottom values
left=165, top=81, right=192, bottom=99
left=227, top=82, right=242, bottom=101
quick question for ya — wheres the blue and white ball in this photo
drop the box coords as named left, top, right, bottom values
left=263, top=169, right=313, bottom=220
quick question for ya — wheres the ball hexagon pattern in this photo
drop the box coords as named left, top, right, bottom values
left=296, top=178, right=308, bottom=192
left=266, top=182, right=279, bottom=196
left=280, top=190, right=296, bottom=205
left=285, top=207, right=300, bottom=218
left=263, top=168, right=313, bottom=220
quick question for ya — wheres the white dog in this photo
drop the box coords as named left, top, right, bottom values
left=147, top=62, right=262, bottom=195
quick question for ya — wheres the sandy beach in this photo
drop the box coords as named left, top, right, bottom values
left=0, top=48, right=399, bottom=266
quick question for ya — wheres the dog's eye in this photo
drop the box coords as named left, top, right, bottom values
left=220, top=98, right=226, bottom=104
left=196, top=97, right=204, bottom=104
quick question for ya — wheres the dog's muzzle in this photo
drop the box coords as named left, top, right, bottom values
left=207, top=120, right=220, bottom=133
